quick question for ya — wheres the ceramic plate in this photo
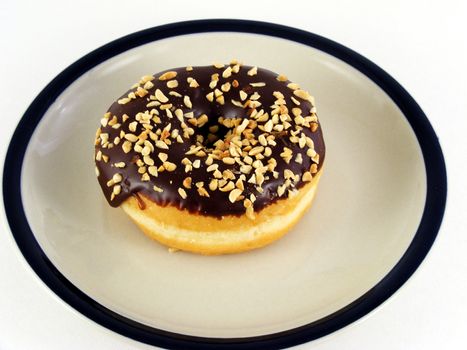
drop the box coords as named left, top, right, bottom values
left=2, top=20, right=446, bottom=349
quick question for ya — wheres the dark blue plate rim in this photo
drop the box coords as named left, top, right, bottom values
left=2, top=19, right=447, bottom=349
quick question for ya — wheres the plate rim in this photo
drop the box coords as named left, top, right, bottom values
left=2, top=19, right=447, bottom=349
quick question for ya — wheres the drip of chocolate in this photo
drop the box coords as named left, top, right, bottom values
left=94, top=62, right=325, bottom=217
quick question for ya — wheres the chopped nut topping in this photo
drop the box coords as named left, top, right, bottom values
left=264, top=120, right=273, bottom=133
left=183, top=95, right=192, bottom=108
left=183, top=177, right=192, bottom=189
left=245, top=205, right=255, bottom=220
left=122, top=141, right=132, bottom=153
left=222, top=66, right=232, bottom=78
left=95, top=150, right=102, bottom=161
left=216, top=95, right=225, bottom=105
left=136, top=87, right=148, bottom=98
left=124, top=133, right=138, bottom=143
left=287, top=83, right=300, bottom=90
left=293, top=89, right=312, bottom=101
left=207, top=164, right=219, bottom=172
left=221, top=82, right=231, bottom=92
left=169, top=91, right=182, bottom=97
left=143, top=155, right=154, bottom=165
left=302, top=172, right=313, bottom=182
left=310, top=163, right=318, bottom=174
left=118, top=97, right=131, bottom=105
left=143, top=81, right=154, bottom=90
left=295, top=153, right=303, bottom=164
left=222, top=157, right=235, bottom=165
left=155, top=89, right=169, bottom=103
left=198, top=187, right=210, bottom=197
left=277, top=74, right=288, bottom=82
left=113, top=185, right=121, bottom=195
left=228, top=188, right=242, bottom=203
left=158, top=153, right=168, bottom=162
left=247, top=66, right=258, bottom=76
left=163, top=162, right=177, bottom=171
left=192, top=159, right=201, bottom=168
left=231, top=99, right=243, bottom=107
left=249, top=146, right=264, bottom=156
left=239, top=90, right=248, bottom=101
left=187, top=77, right=200, bottom=88
left=97, top=63, right=322, bottom=214
left=158, top=71, right=177, bottom=80
left=214, top=89, right=223, bottom=98
left=155, top=140, right=169, bottom=149
left=166, top=80, right=178, bottom=88
left=209, top=179, right=218, bottom=191
left=148, top=166, right=158, bottom=176
left=220, top=181, right=235, bottom=192
left=140, top=75, right=155, bottom=84
left=153, top=185, right=163, bottom=192
left=291, top=96, right=301, bottom=105
left=306, top=148, right=316, bottom=158
left=178, top=188, right=187, bottom=199
left=277, top=184, right=286, bottom=197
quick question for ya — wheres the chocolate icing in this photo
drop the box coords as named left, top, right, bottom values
left=94, top=63, right=325, bottom=217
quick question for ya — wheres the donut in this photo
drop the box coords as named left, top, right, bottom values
left=94, top=60, right=325, bottom=255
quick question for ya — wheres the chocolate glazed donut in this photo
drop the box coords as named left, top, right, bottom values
left=94, top=60, right=325, bottom=254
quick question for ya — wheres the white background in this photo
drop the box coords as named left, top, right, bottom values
left=1, top=0, right=466, bottom=349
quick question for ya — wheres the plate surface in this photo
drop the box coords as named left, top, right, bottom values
left=3, top=20, right=446, bottom=349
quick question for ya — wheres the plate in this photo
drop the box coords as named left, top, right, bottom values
left=2, top=20, right=446, bottom=349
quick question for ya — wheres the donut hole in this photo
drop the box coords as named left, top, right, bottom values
left=198, top=116, right=236, bottom=150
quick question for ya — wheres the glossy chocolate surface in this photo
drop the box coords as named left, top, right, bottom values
left=94, top=63, right=325, bottom=217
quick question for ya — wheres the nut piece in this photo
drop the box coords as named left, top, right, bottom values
left=118, top=97, right=131, bottom=105
left=167, top=80, right=178, bottom=88
left=220, top=181, right=235, bottom=192
left=222, top=66, right=232, bottom=78
left=302, top=172, right=313, bottom=182
left=247, top=66, right=258, bottom=76
left=228, top=188, right=242, bottom=203
left=222, top=157, right=235, bottom=165
left=209, top=179, right=218, bottom=191
left=206, top=92, right=214, bottom=102
left=178, top=188, right=187, bottom=199
left=293, top=89, right=312, bottom=101
left=155, top=140, right=169, bottom=149
left=197, top=187, right=210, bottom=197
left=183, top=177, right=192, bottom=189
left=239, top=90, right=248, bottom=101
left=276, top=74, right=288, bottom=82
left=163, top=162, right=177, bottom=171
left=158, top=71, right=177, bottom=80
left=184, top=95, right=193, bottom=108
left=155, top=89, right=169, bottom=103
left=143, top=81, right=154, bottom=90
left=287, top=83, right=300, bottom=90
left=153, top=185, right=164, bottom=193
